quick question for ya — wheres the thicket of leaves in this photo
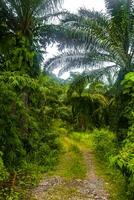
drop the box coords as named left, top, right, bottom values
left=0, top=72, right=67, bottom=199
left=89, top=72, right=134, bottom=199
left=0, top=1, right=68, bottom=198
left=67, top=75, right=108, bottom=130
left=0, top=0, right=134, bottom=199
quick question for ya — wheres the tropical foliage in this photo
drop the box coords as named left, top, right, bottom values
left=67, top=74, right=108, bottom=129
left=46, top=0, right=134, bottom=83
left=0, top=0, right=134, bottom=199
left=0, top=0, right=65, bottom=76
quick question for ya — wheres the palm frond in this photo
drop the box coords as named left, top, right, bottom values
left=46, top=2, right=134, bottom=82
left=104, top=0, right=127, bottom=16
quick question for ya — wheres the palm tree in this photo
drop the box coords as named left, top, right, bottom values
left=46, top=0, right=134, bottom=84
left=67, top=73, right=108, bottom=129
left=0, top=0, right=64, bottom=75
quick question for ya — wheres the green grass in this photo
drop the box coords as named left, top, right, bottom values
left=94, top=159, right=128, bottom=200
left=68, top=131, right=128, bottom=200
left=48, top=136, right=87, bottom=180
left=69, top=132, right=128, bottom=200
left=41, top=131, right=128, bottom=200
left=68, top=131, right=94, bottom=149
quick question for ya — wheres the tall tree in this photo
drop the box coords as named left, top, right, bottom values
left=0, top=0, right=64, bottom=76
left=46, top=0, right=134, bottom=84
left=67, top=73, right=108, bottom=129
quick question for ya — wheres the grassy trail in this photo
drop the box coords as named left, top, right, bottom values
left=32, top=133, right=109, bottom=200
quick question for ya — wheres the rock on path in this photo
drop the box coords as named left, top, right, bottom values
left=32, top=150, right=109, bottom=200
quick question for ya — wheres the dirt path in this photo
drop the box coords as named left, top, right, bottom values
left=32, top=150, right=109, bottom=199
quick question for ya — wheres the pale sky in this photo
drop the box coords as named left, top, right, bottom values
left=47, top=0, right=106, bottom=79
left=63, top=0, right=105, bottom=12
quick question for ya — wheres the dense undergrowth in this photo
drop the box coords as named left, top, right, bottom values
left=0, top=75, right=66, bottom=199
left=0, top=69, right=134, bottom=200
left=69, top=131, right=132, bottom=200
left=0, top=0, right=134, bottom=199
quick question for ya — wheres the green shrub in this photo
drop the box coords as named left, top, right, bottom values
left=111, top=126, right=134, bottom=199
left=69, top=132, right=93, bottom=148
left=122, top=72, right=134, bottom=127
left=0, top=187, right=28, bottom=200
left=0, top=152, right=9, bottom=181
left=92, top=129, right=117, bottom=161
left=69, top=144, right=80, bottom=153
left=0, top=72, right=62, bottom=198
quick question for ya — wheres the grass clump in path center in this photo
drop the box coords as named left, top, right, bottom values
left=49, top=136, right=87, bottom=180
